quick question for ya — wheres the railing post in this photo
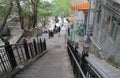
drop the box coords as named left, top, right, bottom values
left=36, top=34, right=41, bottom=53
left=44, top=38, right=46, bottom=50
left=42, top=41, right=44, bottom=51
left=33, top=39, right=38, bottom=55
left=81, top=44, right=89, bottom=75
left=4, top=41, right=17, bottom=70
left=28, top=43, right=34, bottom=58
left=40, top=38, right=43, bottom=52
left=74, top=47, right=79, bottom=64
left=23, top=39, right=30, bottom=60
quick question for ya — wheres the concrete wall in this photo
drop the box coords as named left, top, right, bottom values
left=90, top=0, right=120, bottom=63
left=112, top=0, right=120, bottom=4
left=87, top=0, right=96, bottom=36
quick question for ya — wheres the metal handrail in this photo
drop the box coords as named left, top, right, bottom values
left=0, top=38, right=47, bottom=78
left=75, top=48, right=109, bottom=78
left=0, top=43, right=23, bottom=48
left=68, top=46, right=86, bottom=78
left=67, top=42, right=110, bottom=78
left=77, top=48, right=109, bottom=78
left=85, top=57, right=109, bottom=78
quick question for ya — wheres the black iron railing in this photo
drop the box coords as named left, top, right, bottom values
left=67, top=41, right=109, bottom=78
left=0, top=38, right=46, bottom=78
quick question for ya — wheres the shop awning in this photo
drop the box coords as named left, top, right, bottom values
left=72, top=1, right=89, bottom=11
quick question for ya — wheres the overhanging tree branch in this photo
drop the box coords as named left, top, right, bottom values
left=31, top=0, right=35, bottom=5
left=0, top=0, right=13, bottom=32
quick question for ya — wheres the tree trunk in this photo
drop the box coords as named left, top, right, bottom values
left=0, top=0, right=13, bottom=32
left=16, top=0, right=24, bottom=29
left=31, top=0, right=39, bottom=28
left=28, top=15, right=33, bottom=29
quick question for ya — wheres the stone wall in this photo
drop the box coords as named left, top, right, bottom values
left=90, top=0, right=120, bottom=65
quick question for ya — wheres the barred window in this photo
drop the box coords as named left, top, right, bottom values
left=110, top=19, right=120, bottom=40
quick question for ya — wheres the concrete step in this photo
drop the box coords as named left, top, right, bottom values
left=15, top=33, right=74, bottom=78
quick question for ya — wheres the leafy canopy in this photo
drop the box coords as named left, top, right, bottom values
left=37, top=1, right=52, bottom=19
left=51, top=0, right=71, bottom=16
left=0, top=0, right=12, bottom=20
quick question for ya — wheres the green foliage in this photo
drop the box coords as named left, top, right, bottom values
left=37, top=1, right=52, bottom=27
left=0, top=0, right=72, bottom=29
left=0, top=0, right=12, bottom=19
left=107, top=55, right=115, bottom=63
left=107, top=55, right=120, bottom=68
left=0, top=6, right=7, bottom=18
left=21, top=7, right=31, bottom=18
left=51, top=0, right=71, bottom=16
left=19, top=0, right=32, bottom=18
left=37, top=1, right=51, bottom=19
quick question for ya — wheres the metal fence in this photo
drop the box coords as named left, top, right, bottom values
left=0, top=38, right=46, bottom=78
left=67, top=41, right=109, bottom=78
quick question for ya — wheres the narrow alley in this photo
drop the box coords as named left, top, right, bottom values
left=0, top=0, right=120, bottom=78
left=15, top=33, right=74, bottom=78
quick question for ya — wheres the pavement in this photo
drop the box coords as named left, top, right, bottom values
left=15, top=31, right=74, bottom=78
left=8, top=25, right=120, bottom=78
left=9, top=26, right=23, bottom=44
left=0, top=25, right=23, bottom=45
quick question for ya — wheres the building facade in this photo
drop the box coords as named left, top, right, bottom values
left=90, top=0, right=120, bottom=65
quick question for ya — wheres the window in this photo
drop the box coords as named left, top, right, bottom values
left=97, top=5, right=101, bottom=23
left=102, top=15, right=111, bottom=32
left=110, top=20, right=119, bottom=40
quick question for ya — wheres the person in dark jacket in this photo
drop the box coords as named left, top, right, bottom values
left=57, top=26, right=61, bottom=33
